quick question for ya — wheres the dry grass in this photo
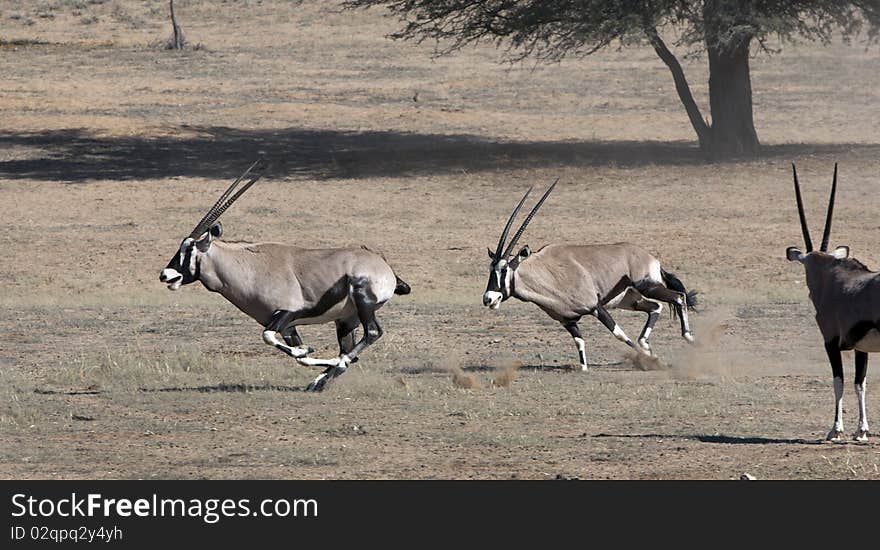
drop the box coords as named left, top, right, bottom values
left=1, top=0, right=880, bottom=479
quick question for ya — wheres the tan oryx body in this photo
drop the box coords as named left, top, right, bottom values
left=786, top=163, right=874, bottom=441
left=159, top=160, right=411, bottom=391
left=483, top=180, right=696, bottom=370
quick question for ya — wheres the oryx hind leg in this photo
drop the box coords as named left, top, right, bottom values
left=631, top=299, right=662, bottom=355
left=299, top=280, right=387, bottom=391
left=637, top=283, right=694, bottom=343
left=593, top=304, right=648, bottom=355
left=262, top=310, right=314, bottom=358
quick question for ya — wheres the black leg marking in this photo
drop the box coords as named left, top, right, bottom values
left=632, top=299, right=662, bottom=353
left=593, top=304, right=640, bottom=352
left=266, top=309, right=295, bottom=332
left=855, top=351, right=868, bottom=386
left=563, top=320, right=588, bottom=370
left=336, top=316, right=360, bottom=363
left=281, top=325, right=304, bottom=347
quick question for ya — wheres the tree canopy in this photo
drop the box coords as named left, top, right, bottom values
left=344, top=0, right=880, bottom=157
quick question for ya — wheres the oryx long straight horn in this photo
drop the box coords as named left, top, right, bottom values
left=502, top=178, right=559, bottom=260
left=189, top=158, right=267, bottom=239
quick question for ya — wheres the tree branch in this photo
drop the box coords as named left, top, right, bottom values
left=644, top=24, right=712, bottom=149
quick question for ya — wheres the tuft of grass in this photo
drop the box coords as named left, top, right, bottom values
left=40, top=346, right=295, bottom=393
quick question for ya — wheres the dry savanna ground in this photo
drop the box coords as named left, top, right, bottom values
left=1, top=0, right=880, bottom=479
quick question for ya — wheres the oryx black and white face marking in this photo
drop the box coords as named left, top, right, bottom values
left=160, top=237, right=199, bottom=290
left=483, top=251, right=513, bottom=309
left=159, top=223, right=221, bottom=290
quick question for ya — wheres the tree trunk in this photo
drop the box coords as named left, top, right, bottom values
left=645, top=27, right=712, bottom=152
left=170, top=0, right=184, bottom=50
left=706, top=38, right=760, bottom=157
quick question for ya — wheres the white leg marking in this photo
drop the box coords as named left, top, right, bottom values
left=638, top=327, right=653, bottom=354
left=676, top=296, right=695, bottom=343
left=262, top=330, right=311, bottom=358
left=574, top=337, right=587, bottom=371
left=612, top=324, right=650, bottom=356
left=855, top=382, right=869, bottom=441
left=298, top=354, right=352, bottom=368
left=828, top=376, right=845, bottom=441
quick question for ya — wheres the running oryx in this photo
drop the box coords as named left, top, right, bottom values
left=786, top=163, right=874, bottom=441
left=482, top=179, right=697, bottom=370
left=159, top=159, right=411, bottom=392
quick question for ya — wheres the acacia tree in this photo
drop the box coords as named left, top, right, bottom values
left=343, top=1, right=880, bottom=158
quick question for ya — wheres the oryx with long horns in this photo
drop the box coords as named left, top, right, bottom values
left=159, top=159, right=411, bottom=391
left=786, top=163, right=875, bottom=441
left=483, top=179, right=697, bottom=370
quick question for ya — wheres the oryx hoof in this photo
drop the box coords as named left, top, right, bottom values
left=306, top=373, right=329, bottom=392
left=637, top=338, right=653, bottom=355
left=826, top=429, right=845, bottom=442
left=853, top=429, right=869, bottom=442
left=683, top=332, right=695, bottom=344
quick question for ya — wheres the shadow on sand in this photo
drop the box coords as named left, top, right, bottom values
left=138, top=383, right=304, bottom=394
left=2, top=126, right=876, bottom=183
left=592, top=432, right=824, bottom=445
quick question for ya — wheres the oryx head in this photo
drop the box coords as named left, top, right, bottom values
left=483, top=178, right=559, bottom=309
left=160, top=159, right=266, bottom=290
left=786, top=163, right=850, bottom=269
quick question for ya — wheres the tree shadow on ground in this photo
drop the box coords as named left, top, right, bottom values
left=138, top=383, right=304, bottom=393
left=592, top=432, right=825, bottom=445
left=2, top=126, right=875, bottom=183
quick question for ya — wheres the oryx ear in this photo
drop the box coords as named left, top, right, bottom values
left=196, top=226, right=217, bottom=252
left=517, top=245, right=531, bottom=259
left=487, top=247, right=496, bottom=260
left=832, top=245, right=850, bottom=259
left=210, top=222, right=223, bottom=238
left=786, top=247, right=804, bottom=262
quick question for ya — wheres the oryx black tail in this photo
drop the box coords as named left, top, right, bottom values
left=661, top=269, right=698, bottom=311
left=394, top=276, right=411, bottom=295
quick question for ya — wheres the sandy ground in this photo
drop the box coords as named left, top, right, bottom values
left=1, top=0, right=879, bottom=479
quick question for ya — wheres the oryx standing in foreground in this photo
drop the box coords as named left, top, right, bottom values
left=482, top=179, right=697, bottom=370
left=159, top=160, right=411, bottom=391
left=786, top=163, right=874, bottom=441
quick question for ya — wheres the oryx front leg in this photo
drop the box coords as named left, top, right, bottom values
left=825, top=342, right=846, bottom=441
left=593, top=305, right=648, bottom=356
left=262, top=310, right=313, bottom=359
left=563, top=321, right=589, bottom=371
left=854, top=351, right=869, bottom=441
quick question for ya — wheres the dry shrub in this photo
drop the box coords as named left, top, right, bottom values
left=492, top=359, right=522, bottom=387
left=451, top=367, right=482, bottom=390
left=624, top=350, right=668, bottom=371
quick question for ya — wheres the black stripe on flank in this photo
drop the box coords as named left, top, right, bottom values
left=294, top=277, right=352, bottom=321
